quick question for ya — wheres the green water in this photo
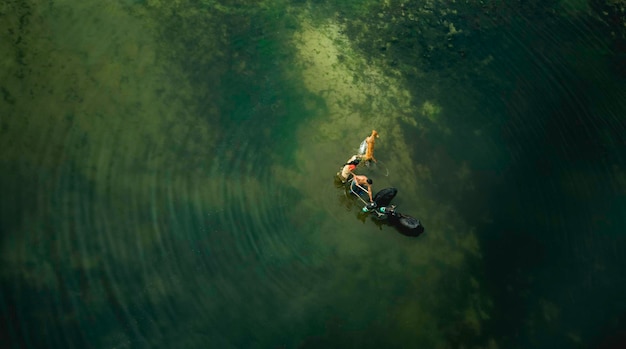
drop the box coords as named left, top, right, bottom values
left=1, top=1, right=625, bottom=348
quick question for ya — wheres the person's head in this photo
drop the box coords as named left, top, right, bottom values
left=367, top=178, right=373, bottom=184
left=352, top=159, right=361, bottom=165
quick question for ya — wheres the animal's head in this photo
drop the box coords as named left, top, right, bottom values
left=371, top=130, right=379, bottom=138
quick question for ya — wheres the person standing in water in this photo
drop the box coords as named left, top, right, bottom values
left=351, top=174, right=374, bottom=203
left=337, top=155, right=361, bottom=183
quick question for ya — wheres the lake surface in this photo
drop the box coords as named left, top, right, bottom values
left=1, top=1, right=625, bottom=348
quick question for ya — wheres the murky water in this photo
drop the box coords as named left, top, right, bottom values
left=1, top=1, right=625, bottom=348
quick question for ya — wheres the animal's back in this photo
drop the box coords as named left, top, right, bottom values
left=364, top=137, right=376, bottom=160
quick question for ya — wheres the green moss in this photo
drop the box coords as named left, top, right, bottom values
left=421, top=100, right=441, bottom=122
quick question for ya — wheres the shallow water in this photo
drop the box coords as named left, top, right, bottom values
left=1, top=1, right=625, bottom=348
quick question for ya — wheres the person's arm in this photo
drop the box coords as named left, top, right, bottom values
left=368, top=186, right=373, bottom=202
